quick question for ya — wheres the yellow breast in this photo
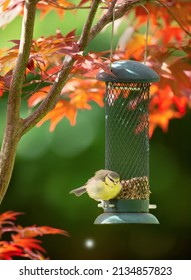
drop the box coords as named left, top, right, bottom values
left=86, top=179, right=121, bottom=201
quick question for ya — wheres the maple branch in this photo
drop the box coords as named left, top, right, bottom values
left=156, top=0, right=191, bottom=37
left=20, top=0, right=102, bottom=135
left=0, top=0, right=38, bottom=204
left=78, top=0, right=102, bottom=50
left=89, top=0, right=147, bottom=42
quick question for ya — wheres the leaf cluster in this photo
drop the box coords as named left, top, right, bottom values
left=0, top=211, right=68, bottom=260
left=0, top=0, right=191, bottom=136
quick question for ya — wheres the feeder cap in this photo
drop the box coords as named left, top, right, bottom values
left=96, top=60, right=160, bottom=83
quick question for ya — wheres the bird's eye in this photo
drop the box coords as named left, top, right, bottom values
left=106, top=174, right=120, bottom=186
left=108, top=176, right=114, bottom=183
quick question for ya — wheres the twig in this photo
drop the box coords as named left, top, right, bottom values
left=156, top=0, right=191, bottom=37
left=78, top=0, right=102, bottom=50
left=88, top=0, right=146, bottom=42
left=141, top=4, right=150, bottom=64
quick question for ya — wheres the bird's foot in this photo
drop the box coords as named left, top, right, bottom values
left=97, top=200, right=115, bottom=209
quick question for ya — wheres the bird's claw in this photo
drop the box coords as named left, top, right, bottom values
left=97, top=200, right=115, bottom=209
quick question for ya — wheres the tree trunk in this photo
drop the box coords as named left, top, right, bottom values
left=0, top=0, right=37, bottom=205
left=0, top=124, right=21, bottom=204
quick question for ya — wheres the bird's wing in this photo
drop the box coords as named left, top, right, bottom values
left=70, top=170, right=111, bottom=197
left=70, top=186, right=86, bottom=196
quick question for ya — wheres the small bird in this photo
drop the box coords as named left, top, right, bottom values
left=70, top=170, right=122, bottom=209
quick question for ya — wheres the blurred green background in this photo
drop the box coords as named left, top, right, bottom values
left=0, top=9, right=191, bottom=260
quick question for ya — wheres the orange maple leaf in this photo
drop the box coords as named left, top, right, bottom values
left=17, top=225, right=69, bottom=238
left=0, top=242, right=23, bottom=260
left=150, top=84, right=188, bottom=114
left=28, top=86, right=50, bottom=107
left=37, top=0, right=75, bottom=19
left=123, top=33, right=146, bottom=61
left=0, top=211, right=23, bottom=224
left=1, top=0, right=10, bottom=11
left=34, top=77, right=105, bottom=131
left=0, top=0, right=23, bottom=28
left=0, top=48, right=18, bottom=75
left=68, top=79, right=105, bottom=108
left=37, top=100, right=77, bottom=131
left=12, top=235, right=46, bottom=253
left=0, top=81, right=4, bottom=96
left=149, top=109, right=182, bottom=137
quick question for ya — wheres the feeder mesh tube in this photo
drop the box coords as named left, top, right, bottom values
left=105, top=82, right=151, bottom=199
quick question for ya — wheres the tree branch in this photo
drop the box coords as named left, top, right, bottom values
left=0, top=0, right=38, bottom=204
left=89, top=0, right=147, bottom=42
left=78, top=0, right=102, bottom=50
left=156, top=0, right=191, bottom=37
left=8, top=0, right=38, bottom=125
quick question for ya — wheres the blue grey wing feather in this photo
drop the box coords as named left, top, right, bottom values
left=70, top=186, right=86, bottom=196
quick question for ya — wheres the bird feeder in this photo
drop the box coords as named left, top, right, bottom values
left=95, top=60, right=160, bottom=224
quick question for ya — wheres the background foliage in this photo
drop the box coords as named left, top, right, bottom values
left=0, top=1, right=191, bottom=259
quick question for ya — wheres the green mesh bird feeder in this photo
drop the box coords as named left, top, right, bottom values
left=95, top=60, right=160, bottom=224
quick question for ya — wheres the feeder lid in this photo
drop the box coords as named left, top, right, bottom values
left=97, top=60, right=160, bottom=83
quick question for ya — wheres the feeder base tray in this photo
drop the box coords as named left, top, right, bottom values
left=94, top=212, right=159, bottom=224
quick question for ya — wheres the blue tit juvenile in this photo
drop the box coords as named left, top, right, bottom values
left=70, top=169, right=122, bottom=208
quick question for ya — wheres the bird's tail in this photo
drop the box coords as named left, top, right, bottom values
left=70, top=186, right=86, bottom=197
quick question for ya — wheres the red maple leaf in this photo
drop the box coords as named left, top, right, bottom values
left=0, top=211, right=23, bottom=224
left=0, top=242, right=23, bottom=260
left=37, top=100, right=77, bottom=131
left=16, top=225, right=69, bottom=238
left=0, top=211, right=68, bottom=260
